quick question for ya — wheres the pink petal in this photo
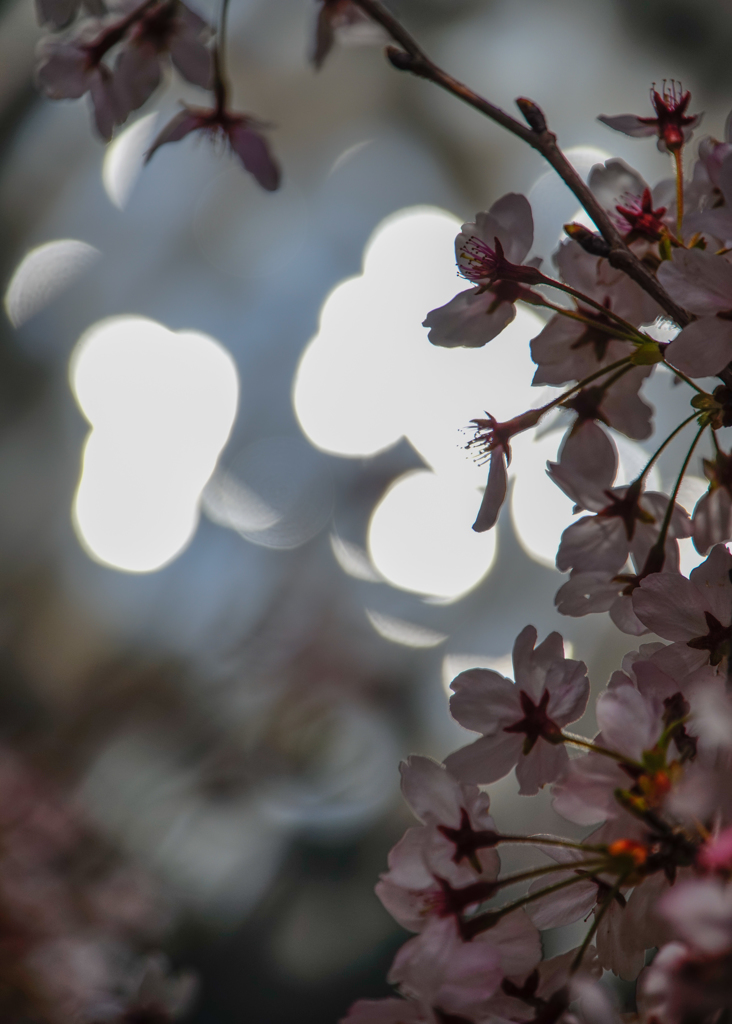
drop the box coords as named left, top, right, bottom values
left=554, top=572, right=620, bottom=616
left=689, top=543, right=732, bottom=625
left=399, top=756, right=462, bottom=827
left=597, top=113, right=659, bottom=138
left=169, top=34, right=213, bottom=89
left=114, top=41, right=161, bottom=115
left=145, top=109, right=201, bottom=161
left=474, top=192, right=534, bottom=265
left=588, top=157, right=647, bottom=212
left=473, top=451, right=507, bottom=531
left=556, top=516, right=628, bottom=574
left=444, top=733, right=523, bottom=786
left=423, top=288, right=516, bottom=349
left=448, top=668, right=519, bottom=734
left=632, top=573, right=709, bottom=640
left=693, top=489, right=732, bottom=555
left=515, top=740, right=568, bottom=795
left=657, top=249, right=732, bottom=316
left=595, top=682, right=659, bottom=759
left=665, top=317, right=732, bottom=378
left=228, top=122, right=281, bottom=191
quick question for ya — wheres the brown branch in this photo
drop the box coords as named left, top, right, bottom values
left=351, top=0, right=691, bottom=328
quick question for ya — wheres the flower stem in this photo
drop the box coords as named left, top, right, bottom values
left=492, top=858, right=608, bottom=893
left=491, top=834, right=607, bottom=854
left=560, top=731, right=644, bottom=770
left=213, top=0, right=232, bottom=112
left=632, top=412, right=697, bottom=485
left=539, top=298, right=645, bottom=345
left=462, top=874, right=596, bottom=939
left=641, top=422, right=706, bottom=575
left=346, top=0, right=691, bottom=327
left=663, top=361, right=708, bottom=395
left=536, top=275, right=646, bottom=338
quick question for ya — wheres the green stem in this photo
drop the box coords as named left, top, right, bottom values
left=570, top=873, right=628, bottom=974
left=492, top=858, right=608, bottom=892
left=663, top=361, right=708, bottom=395
left=643, top=422, right=706, bottom=574
left=674, top=148, right=685, bottom=240
left=560, top=731, right=644, bottom=771
left=539, top=299, right=645, bottom=345
left=213, top=0, right=232, bottom=111
left=632, top=413, right=698, bottom=485
left=538, top=357, right=633, bottom=415
left=463, top=874, right=596, bottom=939
left=492, top=835, right=607, bottom=854
left=536, top=274, right=645, bottom=338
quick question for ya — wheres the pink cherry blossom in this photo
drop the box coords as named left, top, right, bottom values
left=589, top=158, right=674, bottom=246
left=599, top=82, right=702, bottom=153
left=465, top=407, right=542, bottom=532
left=445, top=626, right=589, bottom=795
left=423, top=194, right=538, bottom=349
left=398, top=756, right=500, bottom=885
left=387, top=916, right=503, bottom=1018
left=632, top=543, right=732, bottom=674
left=530, top=239, right=660, bottom=386
left=146, top=105, right=281, bottom=190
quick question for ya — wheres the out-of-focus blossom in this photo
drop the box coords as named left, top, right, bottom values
left=146, top=105, right=281, bottom=190
left=445, top=626, right=589, bottom=796
left=312, top=0, right=377, bottom=68
left=599, top=82, right=701, bottom=153
left=424, top=194, right=538, bottom=349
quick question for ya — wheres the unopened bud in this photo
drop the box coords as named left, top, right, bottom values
left=564, top=223, right=611, bottom=258
left=386, top=46, right=412, bottom=71
left=516, top=97, right=547, bottom=133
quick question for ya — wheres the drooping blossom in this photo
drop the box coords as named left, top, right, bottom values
left=312, top=0, right=379, bottom=69
left=599, top=81, right=702, bottom=153
left=530, top=239, right=660, bottom=387
left=656, top=248, right=732, bottom=376
left=632, top=543, right=732, bottom=676
left=445, top=626, right=589, bottom=796
left=465, top=407, right=543, bottom=532
left=113, top=0, right=213, bottom=115
left=146, top=104, right=281, bottom=190
left=423, top=194, right=539, bottom=349
left=36, top=1, right=212, bottom=139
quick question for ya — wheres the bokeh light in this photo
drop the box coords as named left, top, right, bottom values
left=70, top=316, right=239, bottom=572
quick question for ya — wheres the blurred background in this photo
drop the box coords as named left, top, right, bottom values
left=0, top=0, right=729, bottom=1019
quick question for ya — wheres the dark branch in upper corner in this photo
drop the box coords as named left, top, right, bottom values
left=349, top=0, right=691, bottom=328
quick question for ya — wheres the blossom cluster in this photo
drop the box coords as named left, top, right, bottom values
left=0, top=745, right=193, bottom=1023
left=342, top=81, right=732, bottom=1024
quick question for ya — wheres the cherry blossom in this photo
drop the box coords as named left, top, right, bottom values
left=588, top=158, right=674, bottom=246
left=530, top=239, right=659, bottom=387
left=692, top=447, right=732, bottom=553
left=599, top=81, right=701, bottom=153
left=423, top=194, right=538, bottom=349
left=312, top=0, right=375, bottom=68
left=632, top=543, right=732, bottom=675
left=146, top=105, right=281, bottom=190
left=445, top=626, right=589, bottom=795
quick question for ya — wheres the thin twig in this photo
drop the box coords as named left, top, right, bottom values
left=350, top=0, right=690, bottom=327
